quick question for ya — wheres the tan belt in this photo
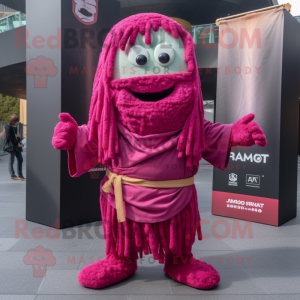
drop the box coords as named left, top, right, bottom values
left=102, top=169, right=194, bottom=222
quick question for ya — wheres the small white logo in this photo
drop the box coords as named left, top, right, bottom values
left=228, top=173, right=238, bottom=186
left=246, top=174, right=260, bottom=188
left=229, top=173, right=238, bottom=182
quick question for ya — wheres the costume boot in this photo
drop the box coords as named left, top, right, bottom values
left=164, top=254, right=220, bottom=289
left=78, top=254, right=137, bottom=289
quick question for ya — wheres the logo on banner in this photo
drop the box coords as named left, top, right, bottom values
left=228, top=173, right=238, bottom=186
left=246, top=174, right=260, bottom=188
left=226, top=199, right=264, bottom=213
left=230, top=152, right=269, bottom=163
left=72, top=0, right=98, bottom=25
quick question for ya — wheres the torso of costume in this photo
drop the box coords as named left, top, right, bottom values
left=104, top=121, right=197, bottom=223
left=68, top=117, right=232, bottom=223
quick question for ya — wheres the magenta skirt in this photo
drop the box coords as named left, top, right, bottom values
left=100, top=183, right=202, bottom=263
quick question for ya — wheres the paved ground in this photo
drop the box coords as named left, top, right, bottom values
left=0, top=152, right=300, bottom=300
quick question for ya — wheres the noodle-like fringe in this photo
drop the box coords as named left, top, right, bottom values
left=100, top=184, right=202, bottom=262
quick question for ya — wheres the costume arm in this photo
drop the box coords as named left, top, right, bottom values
left=67, top=124, right=99, bottom=177
left=201, top=119, right=232, bottom=170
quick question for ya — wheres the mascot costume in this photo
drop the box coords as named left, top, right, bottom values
left=52, top=13, right=267, bottom=290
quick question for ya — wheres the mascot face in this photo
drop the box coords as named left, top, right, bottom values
left=114, top=27, right=187, bottom=79
left=88, top=13, right=204, bottom=165
left=111, top=26, right=194, bottom=134
left=113, top=27, right=189, bottom=103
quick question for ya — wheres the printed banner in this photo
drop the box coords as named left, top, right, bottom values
left=212, top=7, right=285, bottom=225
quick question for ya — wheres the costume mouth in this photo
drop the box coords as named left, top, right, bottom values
left=129, top=86, right=175, bottom=102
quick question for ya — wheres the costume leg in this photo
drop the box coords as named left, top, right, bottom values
left=79, top=179, right=219, bottom=289
left=78, top=194, right=138, bottom=289
left=163, top=187, right=220, bottom=289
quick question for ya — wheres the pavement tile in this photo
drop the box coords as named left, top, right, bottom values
left=0, top=270, right=43, bottom=294
left=0, top=296, right=37, bottom=300
left=0, top=238, right=20, bottom=251
left=38, top=268, right=171, bottom=295
left=243, top=268, right=300, bottom=294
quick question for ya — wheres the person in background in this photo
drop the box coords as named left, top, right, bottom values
left=5, top=115, right=25, bottom=180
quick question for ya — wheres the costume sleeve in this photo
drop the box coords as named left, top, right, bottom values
left=67, top=124, right=99, bottom=177
left=201, top=119, right=233, bottom=170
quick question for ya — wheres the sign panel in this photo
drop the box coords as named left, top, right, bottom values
left=212, top=7, right=300, bottom=226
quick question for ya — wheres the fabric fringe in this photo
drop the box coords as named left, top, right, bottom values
left=100, top=186, right=202, bottom=263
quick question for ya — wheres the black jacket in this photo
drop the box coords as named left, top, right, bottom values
left=5, top=124, right=22, bottom=152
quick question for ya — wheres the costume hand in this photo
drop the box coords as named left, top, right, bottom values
left=52, top=113, right=78, bottom=150
left=230, top=113, right=267, bottom=147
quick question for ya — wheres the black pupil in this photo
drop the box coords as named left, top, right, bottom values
left=159, top=53, right=170, bottom=64
left=136, top=55, right=147, bottom=66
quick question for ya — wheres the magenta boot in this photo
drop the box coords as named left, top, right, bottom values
left=164, top=254, right=220, bottom=289
left=78, top=254, right=137, bottom=289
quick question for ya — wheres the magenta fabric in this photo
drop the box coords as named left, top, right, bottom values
left=99, top=186, right=201, bottom=260
left=67, top=124, right=99, bottom=177
left=230, top=113, right=267, bottom=147
left=52, top=113, right=78, bottom=150
left=164, top=254, right=220, bottom=289
left=113, top=80, right=194, bottom=137
left=68, top=120, right=232, bottom=223
left=78, top=253, right=138, bottom=289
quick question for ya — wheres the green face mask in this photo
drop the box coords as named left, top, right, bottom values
left=113, top=27, right=187, bottom=80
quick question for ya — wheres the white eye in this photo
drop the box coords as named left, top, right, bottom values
left=154, top=43, right=175, bottom=66
left=128, top=45, right=149, bottom=67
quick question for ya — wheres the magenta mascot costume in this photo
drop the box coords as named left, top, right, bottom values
left=52, top=13, right=267, bottom=290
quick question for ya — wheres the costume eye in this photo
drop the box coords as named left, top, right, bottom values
left=128, top=45, right=149, bottom=67
left=154, top=43, right=175, bottom=66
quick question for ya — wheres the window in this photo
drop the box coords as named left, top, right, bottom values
left=7, top=13, right=20, bottom=30
left=0, top=12, right=25, bottom=34
left=20, top=13, right=26, bottom=26
left=0, top=18, right=7, bottom=33
left=191, top=24, right=219, bottom=45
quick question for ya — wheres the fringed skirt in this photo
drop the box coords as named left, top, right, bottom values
left=100, top=184, right=202, bottom=264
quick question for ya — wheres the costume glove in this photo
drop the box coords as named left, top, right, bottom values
left=52, top=113, right=78, bottom=150
left=230, top=113, right=267, bottom=147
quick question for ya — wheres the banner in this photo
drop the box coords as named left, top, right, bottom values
left=212, top=7, right=300, bottom=226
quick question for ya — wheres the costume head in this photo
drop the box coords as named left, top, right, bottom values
left=88, top=13, right=205, bottom=166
